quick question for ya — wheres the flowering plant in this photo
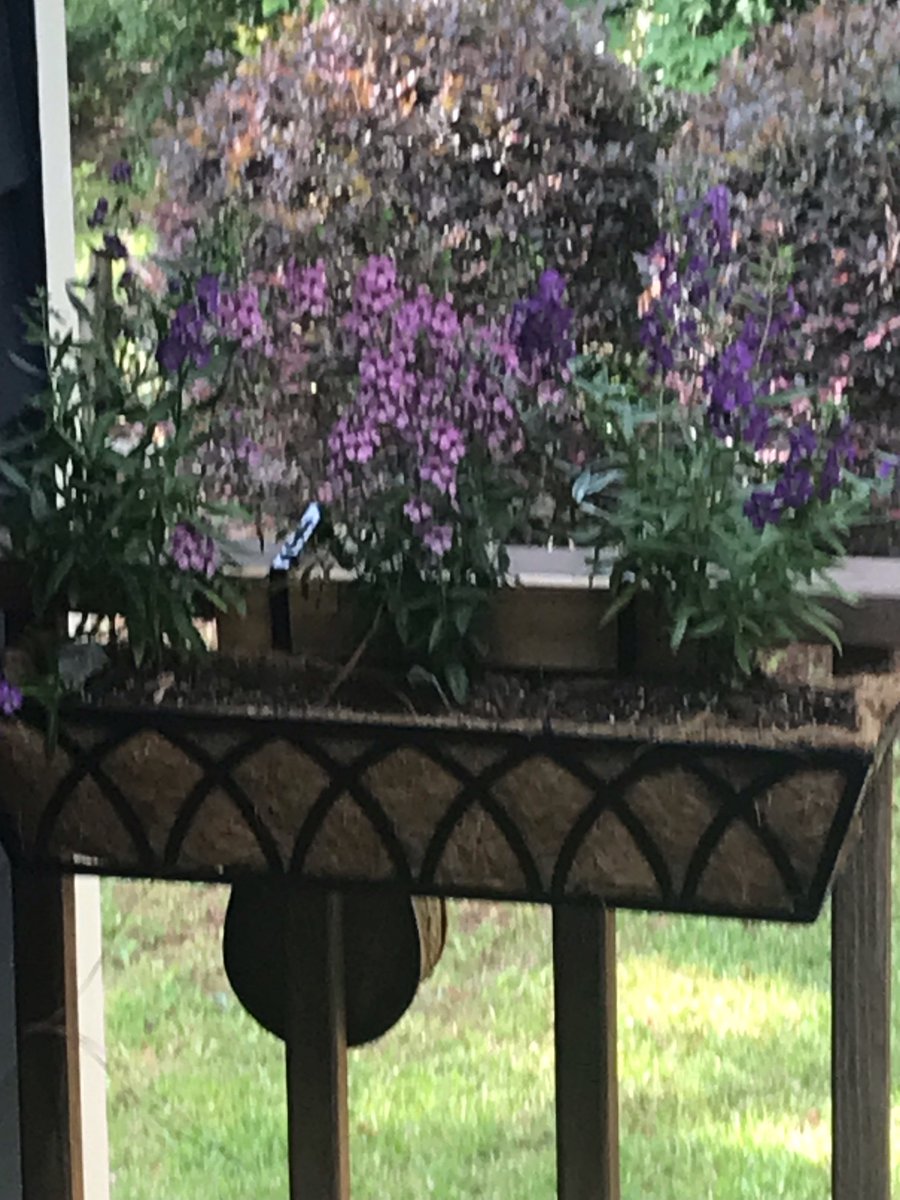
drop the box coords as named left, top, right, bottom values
left=322, top=258, right=574, bottom=700
left=574, top=186, right=895, bottom=678
left=0, top=209, right=251, bottom=721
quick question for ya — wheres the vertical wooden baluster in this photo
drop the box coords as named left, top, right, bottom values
left=832, top=749, right=892, bottom=1200
left=553, top=905, right=620, bottom=1200
left=0, top=849, right=23, bottom=1199
left=285, top=885, right=350, bottom=1200
left=12, top=870, right=83, bottom=1200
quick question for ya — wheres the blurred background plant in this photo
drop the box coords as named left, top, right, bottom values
left=596, top=0, right=813, bottom=92
left=152, top=0, right=657, bottom=360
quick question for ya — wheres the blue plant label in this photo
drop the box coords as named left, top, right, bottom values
left=270, top=502, right=321, bottom=572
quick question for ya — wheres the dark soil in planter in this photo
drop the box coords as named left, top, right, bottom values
left=81, top=651, right=859, bottom=734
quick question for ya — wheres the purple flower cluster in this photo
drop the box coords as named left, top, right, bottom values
left=744, top=418, right=858, bottom=529
left=157, top=274, right=274, bottom=373
left=0, top=677, right=23, bottom=717
left=640, top=183, right=857, bottom=530
left=343, top=256, right=401, bottom=340
left=327, top=257, right=562, bottom=558
left=510, top=269, right=575, bottom=373
left=168, top=523, right=220, bottom=578
left=218, top=284, right=272, bottom=354
left=157, top=283, right=216, bottom=373
left=640, top=186, right=734, bottom=377
left=285, top=258, right=329, bottom=319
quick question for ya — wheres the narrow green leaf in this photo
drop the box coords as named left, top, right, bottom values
left=445, top=662, right=469, bottom=705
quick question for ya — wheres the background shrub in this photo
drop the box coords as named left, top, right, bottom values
left=66, top=0, right=265, bottom=164
left=154, top=0, right=658, bottom=355
left=663, top=2, right=900, bottom=436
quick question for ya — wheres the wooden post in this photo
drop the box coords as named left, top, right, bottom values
left=12, top=871, right=83, bottom=1200
left=831, top=749, right=892, bottom=1200
left=285, top=886, right=351, bottom=1200
left=553, top=905, right=620, bottom=1200
left=0, top=849, right=23, bottom=1200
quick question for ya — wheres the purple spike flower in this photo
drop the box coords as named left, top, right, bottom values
left=87, top=197, right=109, bottom=229
left=103, top=233, right=128, bottom=260
left=109, top=158, right=133, bottom=185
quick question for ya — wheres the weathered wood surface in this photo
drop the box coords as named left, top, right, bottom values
left=831, top=749, right=893, bottom=1200
left=553, top=907, right=620, bottom=1200
left=285, top=887, right=350, bottom=1200
left=224, top=542, right=900, bottom=654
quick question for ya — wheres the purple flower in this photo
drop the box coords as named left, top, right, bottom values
left=168, top=523, right=220, bottom=578
left=0, top=677, right=23, bottom=717
left=326, top=257, right=540, bottom=560
left=742, top=404, right=771, bottom=450
left=703, top=184, right=732, bottom=261
left=511, top=269, right=575, bottom=370
left=234, top=437, right=263, bottom=470
left=218, top=284, right=270, bottom=352
left=87, top=197, right=109, bottom=229
left=775, top=464, right=814, bottom=509
left=744, top=489, right=782, bottom=530
left=103, top=233, right=128, bottom=260
left=156, top=302, right=210, bottom=373
left=109, top=158, right=133, bottom=185
left=422, top=524, right=454, bottom=558
left=285, top=258, right=328, bottom=319
left=704, top=338, right=756, bottom=436
left=196, top=273, right=220, bottom=317
left=788, top=423, right=818, bottom=463
left=343, top=255, right=400, bottom=337
left=403, top=498, right=433, bottom=526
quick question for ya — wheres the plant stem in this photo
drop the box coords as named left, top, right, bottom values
left=320, top=602, right=384, bottom=706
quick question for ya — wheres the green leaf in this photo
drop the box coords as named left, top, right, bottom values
left=670, top=605, right=692, bottom=651
left=194, top=582, right=231, bottom=614
left=573, top=469, right=623, bottom=505
left=691, top=612, right=726, bottom=637
left=444, top=662, right=469, bottom=705
left=0, top=459, right=28, bottom=491
left=454, top=604, right=474, bottom=637
left=800, top=604, right=843, bottom=650
left=39, top=549, right=76, bottom=611
left=599, top=579, right=639, bottom=629
left=30, top=488, right=50, bottom=522
left=428, top=615, right=445, bottom=655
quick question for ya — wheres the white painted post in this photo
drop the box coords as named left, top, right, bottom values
left=34, top=0, right=77, bottom=332
left=33, top=3, right=111, bottom=1198
left=72, top=877, right=111, bottom=1200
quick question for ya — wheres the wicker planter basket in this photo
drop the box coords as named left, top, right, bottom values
left=0, top=672, right=897, bottom=921
left=1, top=549, right=898, bottom=922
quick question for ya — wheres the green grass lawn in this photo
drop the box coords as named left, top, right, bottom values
left=101, top=805, right=900, bottom=1199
